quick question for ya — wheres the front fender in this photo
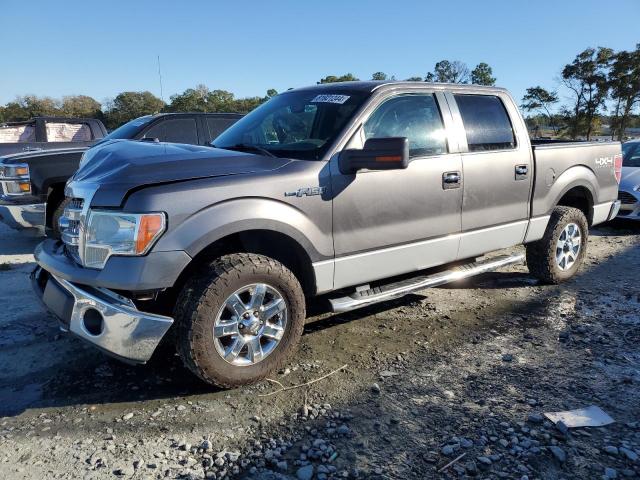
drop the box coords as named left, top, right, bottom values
left=154, top=197, right=332, bottom=263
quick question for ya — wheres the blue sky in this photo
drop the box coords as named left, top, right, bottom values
left=1, top=0, right=638, bottom=110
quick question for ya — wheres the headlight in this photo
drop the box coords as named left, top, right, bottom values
left=0, top=163, right=31, bottom=195
left=84, top=210, right=166, bottom=269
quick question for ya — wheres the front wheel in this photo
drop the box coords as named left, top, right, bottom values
left=175, top=253, right=306, bottom=388
left=526, top=206, right=589, bottom=284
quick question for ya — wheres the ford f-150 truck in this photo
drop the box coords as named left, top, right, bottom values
left=0, top=113, right=242, bottom=236
left=32, top=82, right=623, bottom=388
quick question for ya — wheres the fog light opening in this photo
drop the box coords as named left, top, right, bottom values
left=82, top=308, right=104, bottom=336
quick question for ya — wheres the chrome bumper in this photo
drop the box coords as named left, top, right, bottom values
left=32, top=267, right=173, bottom=363
left=0, top=202, right=45, bottom=234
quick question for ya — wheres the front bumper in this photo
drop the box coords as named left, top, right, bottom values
left=32, top=267, right=173, bottom=363
left=34, top=238, right=192, bottom=291
left=617, top=190, right=640, bottom=220
left=0, top=202, right=45, bottom=234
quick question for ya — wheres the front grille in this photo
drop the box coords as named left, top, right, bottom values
left=618, top=191, right=638, bottom=205
left=60, top=197, right=84, bottom=264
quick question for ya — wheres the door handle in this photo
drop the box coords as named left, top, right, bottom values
left=442, top=171, right=461, bottom=189
left=515, top=165, right=528, bottom=179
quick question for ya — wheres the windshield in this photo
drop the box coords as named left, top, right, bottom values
left=623, top=142, right=640, bottom=167
left=212, top=90, right=368, bottom=160
left=104, top=116, right=154, bottom=140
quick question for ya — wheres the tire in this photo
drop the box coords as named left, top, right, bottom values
left=175, top=253, right=306, bottom=388
left=526, top=206, right=589, bottom=284
left=50, top=197, right=70, bottom=239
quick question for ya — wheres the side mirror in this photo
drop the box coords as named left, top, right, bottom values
left=339, top=137, right=409, bottom=175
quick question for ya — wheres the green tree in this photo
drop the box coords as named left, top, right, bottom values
left=521, top=86, right=559, bottom=134
left=405, top=76, right=423, bottom=82
left=104, top=91, right=165, bottom=129
left=60, top=95, right=102, bottom=118
left=608, top=45, right=640, bottom=140
left=371, top=72, right=388, bottom=81
left=561, top=47, right=613, bottom=139
left=425, top=60, right=470, bottom=83
left=471, top=62, right=496, bottom=86
left=317, top=73, right=359, bottom=84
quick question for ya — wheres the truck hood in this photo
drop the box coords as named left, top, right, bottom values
left=620, top=167, right=640, bottom=191
left=71, top=140, right=292, bottom=206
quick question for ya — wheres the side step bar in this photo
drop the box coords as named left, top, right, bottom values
left=329, top=253, right=525, bottom=313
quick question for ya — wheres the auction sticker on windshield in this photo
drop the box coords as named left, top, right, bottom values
left=311, top=94, right=351, bottom=104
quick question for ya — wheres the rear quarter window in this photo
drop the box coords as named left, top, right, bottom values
left=0, top=123, right=36, bottom=143
left=455, top=94, right=516, bottom=152
left=45, top=122, right=93, bottom=142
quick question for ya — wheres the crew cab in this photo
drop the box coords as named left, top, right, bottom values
left=32, top=82, right=622, bottom=388
left=0, top=113, right=242, bottom=236
left=0, top=117, right=107, bottom=156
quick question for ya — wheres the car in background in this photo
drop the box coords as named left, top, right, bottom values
left=0, top=117, right=107, bottom=156
left=617, top=140, right=640, bottom=220
left=0, top=113, right=243, bottom=236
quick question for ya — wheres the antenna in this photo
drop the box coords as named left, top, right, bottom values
left=157, top=55, right=164, bottom=102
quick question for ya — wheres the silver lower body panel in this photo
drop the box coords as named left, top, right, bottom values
left=0, top=202, right=45, bottom=234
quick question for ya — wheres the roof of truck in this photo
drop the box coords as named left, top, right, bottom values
left=288, top=81, right=508, bottom=94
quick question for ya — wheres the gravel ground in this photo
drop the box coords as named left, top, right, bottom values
left=0, top=221, right=639, bottom=480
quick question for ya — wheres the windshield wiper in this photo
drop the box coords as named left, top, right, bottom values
left=213, top=143, right=276, bottom=158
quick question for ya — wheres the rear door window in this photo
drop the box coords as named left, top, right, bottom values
left=623, top=143, right=640, bottom=167
left=45, top=122, right=92, bottom=142
left=144, top=118, right=198, bottom=144
left=364, top=94, right=448, bottom=158
left=454, top=95, right=516, bottom=152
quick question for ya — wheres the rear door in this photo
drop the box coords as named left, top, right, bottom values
left=330, top=91, right=463, bottom=289
left=447, top=92, right=533, bottom=258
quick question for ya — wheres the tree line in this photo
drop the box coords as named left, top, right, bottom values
left=1, top=49, right=638, bottom=139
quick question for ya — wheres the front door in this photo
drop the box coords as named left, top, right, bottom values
left=330, top=92, right=463, bottom=290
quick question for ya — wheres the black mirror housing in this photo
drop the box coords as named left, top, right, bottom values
left=339, top=137, right=409, bottom=174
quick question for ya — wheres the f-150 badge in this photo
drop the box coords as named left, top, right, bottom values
left=285, top=187, right=325, bottom=198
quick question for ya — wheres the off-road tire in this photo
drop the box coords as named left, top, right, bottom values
left=526, top=206, right=588, bottom=284
left=51, top=197, right=70, bottom=239
left=175, top=253, right=306, bottom=388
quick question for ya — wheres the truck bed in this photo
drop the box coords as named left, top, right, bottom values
left=530, top=140, right=622, bottom=221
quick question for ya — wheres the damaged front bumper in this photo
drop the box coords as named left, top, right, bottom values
left=32, top=266, right=173, bottom=363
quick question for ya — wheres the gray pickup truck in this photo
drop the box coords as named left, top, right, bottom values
left=32, top=82, right=622, bottom=387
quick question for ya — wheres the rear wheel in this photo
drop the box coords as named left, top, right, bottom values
left=526, top=206, right=588, bottom=284
left=175, top=253, right=305, bottom=387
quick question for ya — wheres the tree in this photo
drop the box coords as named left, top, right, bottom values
left=471, top=62, right=496, bottom=86
left=371, top=72, right=388, bottom=81
left=561, top=47, right=613, bottom=140
left=425, top=60, right=470, bottom=83
left=405, top=76, right=423, bottom=82
left=317, top=73, right=359, bottom=84
left=104, top=91, right=165, bottom=129
left=608, top=45, right=640, bottom=140
left=60, top=95, right=102, bottom=118
left=521, top=86, right=559, bottom=134
left=266, top=89, right=278, bottom=98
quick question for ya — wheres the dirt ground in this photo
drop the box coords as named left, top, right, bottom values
left=0, top=221, right=639, bottom=480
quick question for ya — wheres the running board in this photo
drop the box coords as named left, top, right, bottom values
left=329, top=253, right=525, bottom=313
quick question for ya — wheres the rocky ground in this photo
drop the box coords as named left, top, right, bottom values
left=0, top=221, right=639, bottom=480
